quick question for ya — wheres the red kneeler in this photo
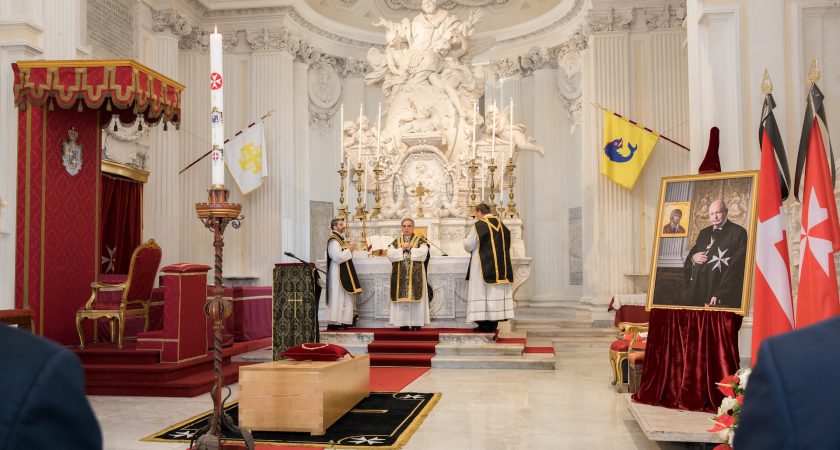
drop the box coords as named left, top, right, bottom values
left=137, top=264, right=211, bottom=362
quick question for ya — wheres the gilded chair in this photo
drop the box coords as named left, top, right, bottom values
left=609, top=321, right=648, bottom=392
left=75, top=239, right=162, bottom=348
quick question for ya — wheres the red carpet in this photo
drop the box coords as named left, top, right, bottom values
left=370, top=367, right=430, bottom=391
left=365, top=329, right=444, bottom=367
left=75, top=338, right=270, bottom=397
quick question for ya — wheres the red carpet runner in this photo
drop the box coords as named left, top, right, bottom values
left=366, top=329, right=441, bottom=367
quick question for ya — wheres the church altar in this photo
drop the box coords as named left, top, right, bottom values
left=317, top=217, right=531, bottom=328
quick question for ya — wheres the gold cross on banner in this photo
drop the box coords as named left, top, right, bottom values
left=288, top=292, right=303, bottom=319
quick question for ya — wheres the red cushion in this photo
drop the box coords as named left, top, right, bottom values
left=280, top=343, right=351, bottom=361
left=610, top=340, right=630, bottom=352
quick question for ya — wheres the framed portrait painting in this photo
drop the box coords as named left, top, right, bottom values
left=647, top=171, right=759, bottom=315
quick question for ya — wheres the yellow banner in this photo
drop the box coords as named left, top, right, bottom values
left=600, top=111, right=659, bottom=189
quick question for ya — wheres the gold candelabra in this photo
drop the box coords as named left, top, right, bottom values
left=505, top=157, right=519, bottom=218
left=414, top=182, right=427, bottom=218
left=487, top=159, right=497, bottom=215
left=354, top=163, right=367, bottom=221
left=467, top=158, right=478, bottom=217
left=337, top=162, right=348, bottom=219
left=370, top=158, right=383, bottom=219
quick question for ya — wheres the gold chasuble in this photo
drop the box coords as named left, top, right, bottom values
left=469, top=217, right=514, bottom=284
left=326, top=232, right=362, bottom=294
left=389, top=234, right=430, bottom=302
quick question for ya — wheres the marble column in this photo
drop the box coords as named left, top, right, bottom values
left=293, top=59, right=312, bottom=259
left=142, top=29, right=181, bottom=269
left=43, top=0, right=80, bottom=58
left=343, top=72, right=366, bottom=126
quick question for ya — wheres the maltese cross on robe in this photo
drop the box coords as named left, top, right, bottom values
left=709, top=247, right=730, bottom=272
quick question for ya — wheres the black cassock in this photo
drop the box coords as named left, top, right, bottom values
left=683, top=220, right=748, bottom=307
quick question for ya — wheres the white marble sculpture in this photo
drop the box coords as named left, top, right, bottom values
left=341, top=0, right=543, bottom=220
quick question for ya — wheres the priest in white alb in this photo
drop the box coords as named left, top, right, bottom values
left=387, top=218, right=431, bottom=331
left=325, top=218, right=361, bottom=330
left=464, top=203, right=514, bottom=332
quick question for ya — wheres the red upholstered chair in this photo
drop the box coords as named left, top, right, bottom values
left=75, top=239, right=162, bottom=348
left=609, top=322, right=648, bottom=392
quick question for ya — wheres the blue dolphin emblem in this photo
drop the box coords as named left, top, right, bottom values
left=603, top=138, right=638, bottom=163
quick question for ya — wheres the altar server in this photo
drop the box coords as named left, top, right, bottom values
left=464, top=203, right=514, bottom=332
left=325, top=218, right=361, bottom=330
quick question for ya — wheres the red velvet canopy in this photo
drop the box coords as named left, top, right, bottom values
left=13, top=60, right=184, bottom=127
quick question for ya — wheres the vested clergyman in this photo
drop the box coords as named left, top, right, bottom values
left=325, top=218, right=361, bottom=329
left=464, top=203, right=514, bottom=332
left=387, top=218, right=432, bottom=330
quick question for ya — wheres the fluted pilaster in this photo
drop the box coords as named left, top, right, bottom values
left=293, top=60, right=312, bottom=259
left=525, top=68, right=570, bottom=301
left=142, top=32, right=181, bottom=269
left=43, top=0, right=79, bottom=58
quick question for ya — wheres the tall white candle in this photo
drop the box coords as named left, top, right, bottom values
left=491, top=101, right=498, bottom=161
left=339, top=103, right=345, bottom=165
left=358, top=103, right=363, bottom=162
left=472, top=101, right=477, bottom=159
left=509, top=97, right=514, bottom=158
left=500, top=159, right=505, bottom=207
left=376, top=103, right=381, bottom=158
left=363, top=156, right=368, bottom=197
left=210, top=26, right=225, bottom=187
left=481, top=158, right=486, bottom=200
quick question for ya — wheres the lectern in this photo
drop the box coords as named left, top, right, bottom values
left=272, top=263, right=322, bottom=359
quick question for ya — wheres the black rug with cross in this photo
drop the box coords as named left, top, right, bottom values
left=143, top=392, right=440, bottom=448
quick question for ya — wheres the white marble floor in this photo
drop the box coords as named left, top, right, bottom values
left=89, top=347, right=690, bottom=450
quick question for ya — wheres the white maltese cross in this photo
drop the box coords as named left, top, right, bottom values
left=710, top=247, right=730, bottom=272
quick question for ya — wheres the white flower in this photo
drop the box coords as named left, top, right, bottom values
left=720, top=396, right=738, bottom=413
left=730, top=429, right=736, bottom=445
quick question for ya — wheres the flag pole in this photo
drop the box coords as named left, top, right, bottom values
left=179, top=110, right=275, bottom=175
left=590, top=102, right=690, bottom=151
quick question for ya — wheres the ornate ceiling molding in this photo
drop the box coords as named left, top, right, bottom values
left=383, top=0, right=512, bottom=10
left=246, top=28, right=300, bottom=54
left=587, top=2, right=686, bottom=33
left=494, top=0, right=584, bottom=46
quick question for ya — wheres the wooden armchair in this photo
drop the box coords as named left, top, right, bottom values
left=609, top=321, right=648, bottom=392
left=75, top=239, right=162, bottom=348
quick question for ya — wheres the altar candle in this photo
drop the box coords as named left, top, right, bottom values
left=481, top=159, right=486, bottom=199
left=376, top=103, right=381, bottom=158
left=210, top=26, right=225, bottom=187
left=509, top=97, right=514, bottom=158
left=472, top=101, right=477, bottom=159
left=500, top=160, right=505, bottom=207
left=491, top=100, right=497, bottom=161
left=339, top=103, right=345, bottom=165
left=358, top=103, right=364, bottom=162
left=363, top=156, right=368, bottom=197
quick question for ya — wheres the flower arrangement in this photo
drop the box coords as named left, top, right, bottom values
left=708, top=368, right=751, bottom=449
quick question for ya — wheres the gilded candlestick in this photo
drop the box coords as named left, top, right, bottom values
left=467, top=158, right=478, bottom=217
left=505, top=157, right=519, bottom=218
left=370, top=158, right=383, bottom=219
left=337, top=162, right=348, bottom=219
left=414, top=182, right=427, bottom=219
left=488, top=159, right=497, bottom=214
left=354, top=163, right=367, bottom=220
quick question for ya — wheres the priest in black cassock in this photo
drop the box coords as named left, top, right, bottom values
left=464, top=203, right=514, bottom=332
left=683, top=199, right=748, bottom=307
left=387, top=218, right=431, bottom=331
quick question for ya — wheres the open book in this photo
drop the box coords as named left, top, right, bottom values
left=366, top=235, right=394, bottom=252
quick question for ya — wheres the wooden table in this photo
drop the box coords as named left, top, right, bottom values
left=238, top=354, right=370, bottom=435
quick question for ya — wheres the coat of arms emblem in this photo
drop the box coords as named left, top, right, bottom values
left=62, top=128, right=83, bottom=176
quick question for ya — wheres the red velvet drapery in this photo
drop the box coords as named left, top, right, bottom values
left=632, top=309, right=742, bottom=412
left=100, top=174, right=143, bottom=274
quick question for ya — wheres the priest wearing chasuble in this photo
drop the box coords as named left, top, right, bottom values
left=464, top=203, right=514, bottom=332
left=325, top=218, right=362, bottom=330
left=387, top=218, right=432, bottom=331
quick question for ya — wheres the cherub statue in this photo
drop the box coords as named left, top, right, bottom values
left=481, top=103, right=545, bottom=157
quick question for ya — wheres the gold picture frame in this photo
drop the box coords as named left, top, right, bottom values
left=646, top=171, right=759, bottom=316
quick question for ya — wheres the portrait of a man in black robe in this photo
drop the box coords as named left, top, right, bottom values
left=683, top=199, right=748, bottom=307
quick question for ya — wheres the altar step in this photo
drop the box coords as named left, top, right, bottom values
left=320, top=329, right=555, bottom=370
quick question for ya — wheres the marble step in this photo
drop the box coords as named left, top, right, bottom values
left=512, top=318, right=599, bottom=330
left=526, top=327, right=617, bottom=339
left=431, top=355, right=555, bottom=370
left=552, top=336, right=617, bottom=351
left=434, top=343, right=525, bottom=356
